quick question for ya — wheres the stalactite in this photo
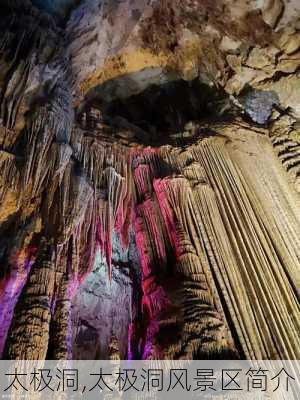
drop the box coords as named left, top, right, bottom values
left=0, top=125, right=20, bottom=149
left=127, top=134, right=299, bottom=360
left=115, top=154, right=134, bottom=249
left=188, top=138, right=300, bottom=359
left=52, top=142, right=73, bottom=184
left=271, top=133, right=300, bottom=193
left=0, top=151, right=19, bottom=203
left=0, top=122, right=20, bottom=207
left=75, top=197, right=99, bottom=281
left=231, top=132, right=300, bottom=295
left=0, top=2, right=62, bottom=133
left=78, top=130, right=134, bottom=277
left=97, top=166, right=126, bottom=279
left=1, top=58, right=33, bottom=129
left=132, top=150, right=173, bottom=359
left=80, top=138, right=106, bottom=189
left=60, top=172, right=94, bottom=243
left=23, top=80, right=73, bottom=199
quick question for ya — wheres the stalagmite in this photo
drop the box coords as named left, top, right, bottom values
left=4, top=239, right=56, bottom=360
left=49, top=272, right=76, bottom=360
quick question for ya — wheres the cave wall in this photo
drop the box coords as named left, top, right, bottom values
left=72, top=232, right=140, bottom=360
left=0, top=0, right=299, bottom=360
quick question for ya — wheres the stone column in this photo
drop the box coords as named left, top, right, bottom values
left=4, top=238, right=56, bottom=360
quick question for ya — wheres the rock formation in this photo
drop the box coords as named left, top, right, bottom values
left=0, top=0, right=299, bottom=360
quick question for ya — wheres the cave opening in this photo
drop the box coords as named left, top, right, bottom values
left=89, top=78, right=234, bottom=146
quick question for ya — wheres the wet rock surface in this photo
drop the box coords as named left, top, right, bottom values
left=243, top=89, right=280, bottom=124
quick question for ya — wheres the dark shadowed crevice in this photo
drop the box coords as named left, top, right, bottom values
left=85, top=76, right=239, bottom=146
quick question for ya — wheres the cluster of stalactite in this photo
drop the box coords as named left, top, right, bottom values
left=3, top=99, right=300, bottom=360
left=0, top=106, right=136, bottom=358
left=0, top=2, right=103, bottom=358
left=129, top=138, right=300, bottom=360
